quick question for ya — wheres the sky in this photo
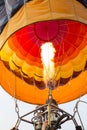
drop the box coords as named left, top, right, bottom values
left=0, top=86, right=87, bottom=130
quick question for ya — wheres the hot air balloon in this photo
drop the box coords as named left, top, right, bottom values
left=0, top=0, right=87, bottom=129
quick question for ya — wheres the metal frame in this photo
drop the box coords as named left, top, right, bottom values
left=11, top=102, right=81, bottom=130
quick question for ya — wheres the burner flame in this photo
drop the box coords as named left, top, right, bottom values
left=41, top=42, right=56, bottom=84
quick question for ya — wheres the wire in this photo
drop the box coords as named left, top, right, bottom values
left=73, top=99, right=87, bottom=130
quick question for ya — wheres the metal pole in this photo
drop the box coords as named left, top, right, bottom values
left=47, top=88, right=52, bottom=127
left=47, top=103, right=51, bottom=127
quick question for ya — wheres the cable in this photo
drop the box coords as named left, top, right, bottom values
left=73, top=99, right=87, bottom=130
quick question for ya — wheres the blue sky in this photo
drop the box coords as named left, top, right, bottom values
left=0, top=86, right=87, bottom=130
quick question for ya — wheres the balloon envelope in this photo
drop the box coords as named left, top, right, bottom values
left=0, top=0, right=87, bottom=105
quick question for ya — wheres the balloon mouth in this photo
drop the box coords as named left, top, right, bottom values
left=1, top=19, right=87, bottom=91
